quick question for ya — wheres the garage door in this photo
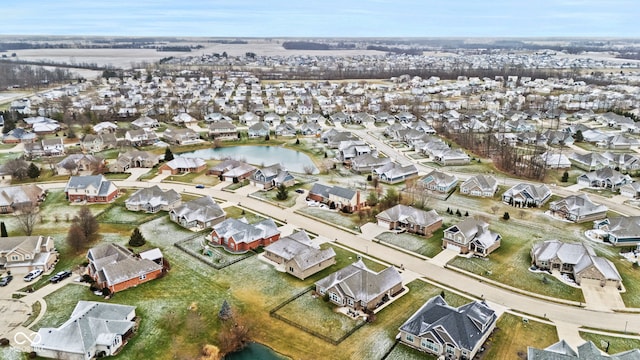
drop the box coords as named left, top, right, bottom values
left=579, top=278, right=602, bottom=286
left=446, top=243, right=461, bottom=252
left=161, top=169, right=173, bottom=175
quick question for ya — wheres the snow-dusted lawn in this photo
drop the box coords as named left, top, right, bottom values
left=177, top=237, right=253, bottom=268
left=33, top=283, right=90, bottom=330
left=376, top=231, right=443, bottom=258
left=37, top=190, right=110, bottom=225
left=0, top=347, right=26, bottom=360
left=139, top=216, right=201, bottom=248
left=384, top=344, right=431, bottom=360
left=273, top=291, right=365, bottom=343
left=96, top=204, right=164, bottom=225
left=298, top=207, right=360, bottom=231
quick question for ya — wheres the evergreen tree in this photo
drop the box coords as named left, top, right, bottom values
left=574, top=129, right=584, bottom=142
left=455, top=209, right=462, bottom=217
left=27, top=162, right=41, bottom=179
left=265, top=133, right=270, bottom=141
left=503, top=212, right=510, bottom=220
left=561, top=171, right=569, bottom=183
left=0, top=222, right=7, bottom=237
left=276, top=183, right=288, bottom=200
left=218, top=299, right=233, bottom=321
left=164, top=147, right=174, bottom=162
left=128, top=227, right=146, bottom=247
left=464, top=211, right=469, bottom=217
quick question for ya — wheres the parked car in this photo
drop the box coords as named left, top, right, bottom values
left=23, top=269, right=43, bottom=282
left=295, top=189, right=305, bottom=194
left=0, top=275, right=13, bottom=287
left=195, top=184, right=205, bottom=189
left=50, top=270, right=72, bottom=283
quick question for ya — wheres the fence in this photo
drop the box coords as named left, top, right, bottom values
left=269, top=286, right=367, bottom=345
left=174, top=235, right=255, bottom=270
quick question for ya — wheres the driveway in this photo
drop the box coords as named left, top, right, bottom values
left=359, top=222, right=386, bottom=239
left=0, top=299, right=31, bottom=338
left=581, top=283, right=625, bottom=311
left=430, top=248, right=459, bottom=267
left=124, top=167, right=151, bottom=181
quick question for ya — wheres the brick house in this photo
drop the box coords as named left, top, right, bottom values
left=64, top=175, right=118, bottom=204
left=209, top=218, right=281, bottom=253
left=376, top=204, right=442, bottom=237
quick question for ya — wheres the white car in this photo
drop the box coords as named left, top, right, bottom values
left=24, top=269, right=43, bottom=282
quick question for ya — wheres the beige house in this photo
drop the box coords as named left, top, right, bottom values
left=263, top=231, right=336, bottom=280
left=0, top=235, right=58, bottom=274
left=443, top=218, right=501, bottom=256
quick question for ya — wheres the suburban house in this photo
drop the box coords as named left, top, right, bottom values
left=80, top=133, right=117, bottom=153
left=208, top=121, right=238, bottom=140
left=315, top=259, right=403, bottom=312
left=33, top=301, right=137, bottom=360
left=569, top=152, right=613, bottom=171
left=263, top=230, right=336, bottom=279
left=250, top=164, right=295, bottom=191
left=158, top=156, right=207, bottom=175
left=109, top=150, right=159, bottom=173
left=432, top=148, right=471, bottom=166
left=207, top=159, right=256, bottom=182
left=443, top=218, right=502, bottom=256
left=549, top=194, right=608, bottom=223
left=528, top=340, right=640, bottom=360
left=337, top=140, right=372, bottom=163
left=398, top=295, right=497, bottom=360
left=376, top=204, right=442, bottom=237
left=247, top=122, right=270, bottom=138
left=593, top=216, right=640, bottom=247
left=162, top=128, right=200, bottom=145
left=24, top=116, right=61, bottom=135
left=620, top=182, right=640, bottom=199
left=350, top=153, right=391, bottom=174
left=169, top=196, right=225, bottom=229
left=172, top=112, right=197, bottom=125
left=459, top=174, right=498, bottom=197
left=307, top=183, right=365, bottom=213
left=93, top=121, right=118, bottom=134
left=87, top=243, right=164, bottom=293
left=0, top=235, right=57, bottom=274
left=56, top=154, right=103, bottom=176
left=25, top=138, right=65, bottom=157
left=420, top=170, right=459, bottom=196
left=209, top=218, right=281, bottom=253
left=577, top=168, right=633, bottom=191
left=124, top=129, right=159, bottom=146
left=530, top=240, right=621, bottom=288
left=373, top=162, right=419, bottom=184
left=131, top=115, right=159, bottom=129
left=3, top=128, right=36, bottom=144
left=502, top=183, right=552, bottom=208
left=536, top=152, right=572, bottom=169
left=0, top=184, right=46, bottom=213
left=125, top=185, right=181, bottom=213
left=64, top=175, right=118, bottom=204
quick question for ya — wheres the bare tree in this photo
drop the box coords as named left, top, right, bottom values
left=3, top=158, right=29, bottom=180
left=67, top=222, right=86, bottom=253
left=15, top=203, right=39, bottom=236
left=75, top=206, right=99, bottom=241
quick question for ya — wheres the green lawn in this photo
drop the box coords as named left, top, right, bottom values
left=482, top=313, right=558, bottom=359
left=376, top=230, right=443, bottom=258
left=250, top=188, right=302, bottom=208
left=298, top=207, right=361, bottom=232
left=579, top=332, right=640, bottom=354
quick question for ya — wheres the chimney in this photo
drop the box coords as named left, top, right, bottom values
left=356, top=190, right=361, bottom=211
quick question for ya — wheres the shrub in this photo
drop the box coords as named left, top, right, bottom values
left=0, top=338, right=9, bottom=346
left=502, top=212, right=510, bottom=220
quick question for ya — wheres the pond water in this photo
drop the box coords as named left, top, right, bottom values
left=224, top=342, right=290, bottom=360
left=180, top=146, right=319, bottom=174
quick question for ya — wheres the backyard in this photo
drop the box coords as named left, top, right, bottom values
left=481, top=313, right=558, bottom=359
left=376, top=230, right=443, bottom=258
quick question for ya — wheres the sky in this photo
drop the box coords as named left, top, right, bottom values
left=3, top=0, right=639, bottom=38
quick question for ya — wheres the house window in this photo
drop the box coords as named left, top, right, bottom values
left=288, top=267, right=294, bottom=272
left=347, top=298, right=354, bottom=307
left=11, top=255, right=18, bottom=261
left=139, top=274, right=146, bottom=280
left=421, top=339, right=439, bottom=353
left=405, top=334, right=414, bottom=343
left=329, top=292, right=342, bottom=304
left=446, top=344, right=455, bottom=355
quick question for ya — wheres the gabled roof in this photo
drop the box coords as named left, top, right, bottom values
left=125, top=185, right=180, bottom=208
left=163, top=156, right=206, bottom=170
left=461, top=174, right=498, bottom=192
left=503, top=183, right=551, bottom=201
left=170, top=196, right=225, bottom=224
left=377, top=204, right=442, bottom=228
left=550, top=194, right=607, bottom=216
left=315, top=259, right=402, bottom=304
left=213, top=218, right=280, bottom=245
left=36, top=301, right=136, bottom=356
left=0, top=184, right=44, bottom=207
left=400, top=295, right=496, bottom=351
left=531, top=240, right=621, bottom=281
left=87, top=243, right=163, bottom=287
left=65, top=175, right=115, bottom=196
left=528, top=340, right=640, bottom=359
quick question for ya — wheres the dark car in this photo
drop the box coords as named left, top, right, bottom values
left=295, top=189, right=305, bottom=194
left=0, top=275, right=13, bottom=287
left=49, top=271, right=72, bottom=283
left=195, top=184, right=205, bottom=189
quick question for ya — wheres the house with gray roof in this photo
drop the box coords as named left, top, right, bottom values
left=109, top=150, right=159, bottom=173
left=162, top=128, right=199, bottom=145
left=531, top=240, right=621, bottom=288
left=350, top=153, right=391, bottom=174
left=33, top=301, right=137, bottom=360
left=131, top=115, right=159, bottom=129
left=0, top=184, right=46, bottom=214
left=460, top=174, right=498, bottom=198
left=300, top=122, right=322, bottom=136
left=420, top=170, right=458, bottom=196
left=159, top=156, right=207, bottom=175
left=125, top=185, right=181, bottom=213
left=373, top=162, right=419, bottom=184
left=0, top=235, right=57, bottom=274
left=308, top=183, right=365, bottom=213
left=577, top=168, right=633, bottom=191
left=208, top=121, right=238, bottom=140
left=620, top=182, right=640, bottom=199
left=398, top=295, right=497, bottom=360
left=432, top=148, right=471, bottom=166
left=502, top=183, right=551, bottom=208
left=247, top=122, right=270, bottom=138
left=87, top=243, right=164, bottom=293
left=124, top=129, right=158, bottom=146
left=57, top=154, right=104, bottom=176
left=169, top=195, right=225, bottom=230
left=315, top=259, right=403, bottom=312
left=208, top=159, right=257, bottom=182
left=264, top=230, right=336, bottom=280
left=65, top=175, right=118, bottom=204
left=443, top=218, right=502, bottom=256
left=337, top=140, right=372, bottom=163
left=210, top=218, right=280, bottom=253
left=250, top=163, right=295, bottom=191
left=2, top=128, right=36, bottom=144
left=528, top=340, right=640, bottom=360
left=593, top=216, right=640, bottom=247
left=376, top=205, right=442, bottom=237
left=81, top=133, right=117, bottom=152
left=549, top=194, right=607, bottom=223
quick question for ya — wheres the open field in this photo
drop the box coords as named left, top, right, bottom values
left=482, top=313, right=558, bottom=359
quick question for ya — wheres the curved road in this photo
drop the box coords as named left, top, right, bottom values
left=37, top=179, right=640, bottom=335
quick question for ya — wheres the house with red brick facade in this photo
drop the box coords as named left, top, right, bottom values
left=64, top=175, right=118, bottom=204
left=209, top=218, right=281, bottom=253
left=376, top=205, right=442, bottom=237
left=87, top=243, right=163, bottom=293
left=158, top=156, right=207, bottom=175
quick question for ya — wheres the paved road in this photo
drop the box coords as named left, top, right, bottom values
left=35, top=180, right=640, bottom=335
